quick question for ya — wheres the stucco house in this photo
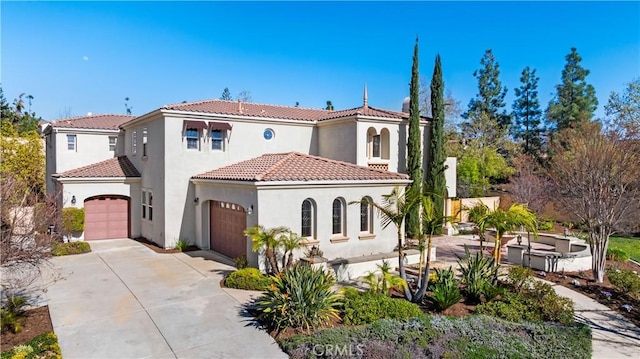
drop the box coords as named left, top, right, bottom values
left=44, top=91, right=456, bottom=269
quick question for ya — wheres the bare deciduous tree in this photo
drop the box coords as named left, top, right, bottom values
left=546, top=123, right=640, bottom=282
left=1, top=173, right=61, bottom=300
left=505, top=153, right=548, bottom=216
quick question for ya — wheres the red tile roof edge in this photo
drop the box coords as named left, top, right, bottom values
left=54, top=156, right=140, bottom=178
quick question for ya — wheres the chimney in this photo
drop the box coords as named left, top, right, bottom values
left=237, top=99, right=243, bottom=113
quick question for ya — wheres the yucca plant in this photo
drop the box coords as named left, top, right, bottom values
left=430, top=267, right=462, bottom=311
left=457, top=246, right=499, bottom=303
left=363, top=260, right=407, bottom=296
left=256, top=264, right=342, bottom=334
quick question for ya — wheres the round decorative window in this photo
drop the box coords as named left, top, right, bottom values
left=263, top=128, right=275, bottom=141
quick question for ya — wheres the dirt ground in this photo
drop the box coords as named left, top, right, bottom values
left=0, top=306, right=54, bottom=351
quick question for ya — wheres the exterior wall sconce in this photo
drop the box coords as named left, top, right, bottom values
left=516, top=234, right=522, bottom=246
left=71, top=195, right=76, bottom=205
left=247, top=205, right=253, bottom=215
left=194, top=197, right=199, bottom=204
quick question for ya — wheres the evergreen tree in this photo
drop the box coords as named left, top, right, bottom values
left=512, top=67, right=544, bottom=158
left=426, top=54, right=446, bottom=234
left=325, top=100, right=334, bottom=110
left=546, top=47, right=598, bottom=131
left=462, top=49, right=511, bottom=133
left=220, top=87, right=232, bottom=100
left=406, top=37, right=422, bottom=239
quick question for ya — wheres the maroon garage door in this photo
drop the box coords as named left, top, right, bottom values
left=210, top=201, right=247, bottom=259
left=84, top=196, right=129, bottom=240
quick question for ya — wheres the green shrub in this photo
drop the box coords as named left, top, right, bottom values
left=457, top=246, right=498, bottom=303
left=0, top=331, right=61, bottom=359
left=224, top=268, right=271, bottom=291
left=477, top=282, right=574, bottom=324
left=506, top=265, right=533, bottom=293
left=51, top=241, right=91, bottom=256
left=362, top=260, right=407, bottom=296
left=607, top=267, right=640, bottom=298
left=174, top=238, right=189, bottom=252
left=61, top=207, right=84, bottom=233
left=256, top=264, right=341, bottom=332
left=233, top=255, right=248, bottom=269
left=538, top=219, right=554, bottom=231
left=606, top=248, right=630, bottom=262
left=430, top=267, right=462, bottom=311
left=342, top=289, right=423, bottom=325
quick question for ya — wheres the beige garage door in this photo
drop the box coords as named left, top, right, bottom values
left=84, top=196, right=129, bottom=240
left=210, top=201, right=247, bottom=259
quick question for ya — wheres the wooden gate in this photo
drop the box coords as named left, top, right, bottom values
left=451, top=199, right=462, bottom=222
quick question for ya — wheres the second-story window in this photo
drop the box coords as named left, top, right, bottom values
left=67, top=135, right=76, bottom=151
left=186, top=128, right=199, bottom=149
left=211, top=130, right=223, bottom=150
left=372, top=135, right=381, bottom=158
left=142, top=128, right=148, bottom=156
left=109, top=136, right=117, bottom=151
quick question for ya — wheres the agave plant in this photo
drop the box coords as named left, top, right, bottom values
left=256, top=264, right=342, bottom=334
left=457, top=246, right=499, bottom=303
left=430, top=267, right=462, bottom=311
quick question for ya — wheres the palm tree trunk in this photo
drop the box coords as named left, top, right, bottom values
left=413, top=232, right=433, bottom=303
left=265, top=248, right=279, bottom=274
left=397, top=226, right=413, bottom=301
left=286, top=252, right=294, bottom=268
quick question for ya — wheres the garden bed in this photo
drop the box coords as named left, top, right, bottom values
left=0, top=306, right=54, bottom=351
left=533, top=259, right=640, bottom=327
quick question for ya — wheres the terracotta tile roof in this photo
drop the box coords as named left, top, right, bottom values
left=162, top=99, right=417, bottom=122
left=192, top=152, right=410, bottom=182
left=54, top=156, right=140, bottom=178
left=50, top=114, right=135, bottom=130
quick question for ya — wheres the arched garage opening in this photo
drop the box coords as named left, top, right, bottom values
left=210, top=200, right=247, bottom=259
left=84, top=195, right=130, bottom=240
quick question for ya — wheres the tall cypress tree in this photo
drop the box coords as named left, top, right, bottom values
left=426, top=54, right=445, bottom=234
left=512, top=67, right=544, bottom=158
left=462, top=50, right=511, bottom=131
left=406, top=37, right=422, bottom=239
left=546, top=48, right=598, bottom=131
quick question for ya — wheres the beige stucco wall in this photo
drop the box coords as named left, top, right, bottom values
left=317, top=120, right=357, bottom=163
left=45, top=129, right=120, bottom=194
left=193, top=179, right=409, bottom=267
left=459, top=196, right=501, bottom=222
left=56, top=180, right=141, bottom=240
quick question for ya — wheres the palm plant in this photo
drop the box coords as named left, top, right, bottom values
left=363, top=260, right=408, bottom=296
left=280, top=231, right=303, bottom=269
left=466, top=202, right=489, bottom=251
left=350, top=186, right=420, bottom=301
left=244, top=225, right=289, bottom=274
left=475, top=204, right=538, bottom=264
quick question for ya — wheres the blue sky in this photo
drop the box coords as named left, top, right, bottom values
left=2, top=1, right=639, bottom=121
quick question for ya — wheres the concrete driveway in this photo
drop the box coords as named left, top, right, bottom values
left=45, top=239, right=287, bottom=359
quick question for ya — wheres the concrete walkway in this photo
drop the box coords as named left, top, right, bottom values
left=44, top=239, right=287, bottom=359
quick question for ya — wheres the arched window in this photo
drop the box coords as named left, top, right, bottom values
left=301, top=199, right=316, bottom=238
left=360, top=197, right=373, bottom=233
left=380, top=128, right=390, bottom=160
left=332, top=198, right=346, bottom=235
left=367, top=127, right=380, bottom=159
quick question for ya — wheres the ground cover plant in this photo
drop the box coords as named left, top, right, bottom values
left=279, top=315, right=592, bottom=359
left=50, top=241, right=91, bottom=256
left=341, top=288, right=422, bottom=325
left=224, top=267, right=272, bottom=291
left=0, top=332, right=61, bottom=359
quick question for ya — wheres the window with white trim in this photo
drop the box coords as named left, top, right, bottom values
left=332, top=198, right=346, bottom=236
left=109, top=136, right=117, bottom=151
left=210, top=129, right=223, bottom=150
left=132, top=130, right=137, bottom=155
left=142, top=190, right=153, bottom=221
left=186, top=128, right=199, bottom=150
left=67, top=135, right=76, bottom=151
left=142, top=128, right=148, bottom=156
left=301, top=198, right=316, bottom=238
left=360, top=197, right=373, bottom=233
